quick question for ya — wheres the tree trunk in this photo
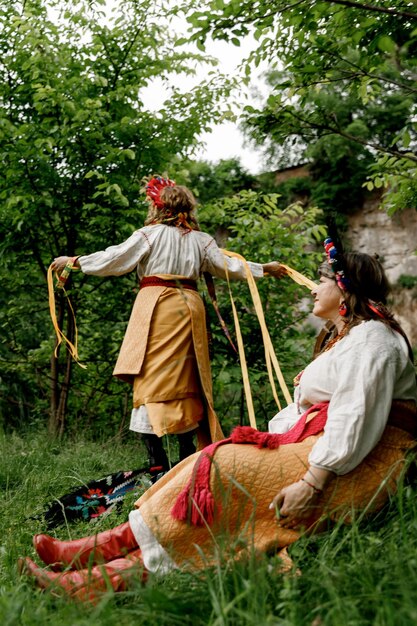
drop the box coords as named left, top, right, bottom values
left=48, top=293, right=75, bottom=437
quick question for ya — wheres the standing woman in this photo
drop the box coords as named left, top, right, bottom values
left=51, top=176, right=285, bottom=469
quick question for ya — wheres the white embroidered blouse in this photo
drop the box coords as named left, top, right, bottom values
left=78, top=224, right=263, bottom=280
left=268, top=320, right=417, bottom=475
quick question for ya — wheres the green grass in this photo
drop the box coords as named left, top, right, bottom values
left=2, top=430, right=417, bottom=625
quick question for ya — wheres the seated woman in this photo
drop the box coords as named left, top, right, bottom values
left=21, top=239, right=417, bottom=602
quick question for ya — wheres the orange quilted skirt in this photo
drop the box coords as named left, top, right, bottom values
left=135, top=424, right=415, bottom=570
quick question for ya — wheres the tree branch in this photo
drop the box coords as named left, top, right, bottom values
left=292, top=45, right=417, bottom=95
left=293, top=70, right=417, bottom=95
left=323, top=0, right=417, bottom=20
left=283, top=108, right=417, bottom=162
left=195, top=0, right=417, bottom=35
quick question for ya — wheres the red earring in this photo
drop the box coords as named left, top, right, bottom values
left=339, top=301, right=348, bottom=317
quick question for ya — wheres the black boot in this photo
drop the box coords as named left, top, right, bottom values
left=142, top=434, right=169, bottom=471
left=177, top=431, right=196, bottom=461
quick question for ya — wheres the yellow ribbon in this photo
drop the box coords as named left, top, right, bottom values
left=221, top=251, right=317, bottom=429
left=278, top=264, right=318, bottom=291
left=47, top=264, right=86, bottom=368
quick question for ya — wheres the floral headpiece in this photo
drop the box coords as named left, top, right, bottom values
left=324, top=237, right=350, bottom=292
left=145, top=175, right=176, bottom=209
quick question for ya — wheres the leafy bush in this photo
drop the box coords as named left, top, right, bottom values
left=397, top=274, right=417, bottom=290
left=197, top=190, right=325, bottom=432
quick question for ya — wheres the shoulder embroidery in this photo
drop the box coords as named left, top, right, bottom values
left=140, top=230, right=152, bottom=253
left=203, top=236, right=216, bottom=262
left=204, top=237, right=215, bottom=250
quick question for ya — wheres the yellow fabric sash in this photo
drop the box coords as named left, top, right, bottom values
left=278, top=264, right=317, bottom=291
left=47, top=265, right=86, bottom=368
left=221, top=251, right=317, bottom=429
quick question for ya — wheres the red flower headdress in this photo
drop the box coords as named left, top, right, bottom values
left=145, top=176, right=176, bottom=209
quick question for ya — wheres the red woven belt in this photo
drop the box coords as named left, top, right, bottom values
left=140, top=276, right=198, bottom=291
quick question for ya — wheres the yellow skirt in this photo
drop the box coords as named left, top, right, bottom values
left=113, top=283, right=223, bottom=444
left=132, top=289, right=204, bottom=436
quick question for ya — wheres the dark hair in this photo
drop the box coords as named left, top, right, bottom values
left=342, top=252, right=390, bottom=317
left=320, top=252, right=413, bottom=360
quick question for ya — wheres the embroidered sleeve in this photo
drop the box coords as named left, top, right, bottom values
left=202, top=237, right=263, bottom=280
left=78, top=230, right=151, bottom=276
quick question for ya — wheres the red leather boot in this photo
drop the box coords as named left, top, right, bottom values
left=20, top=550, right=146, bottom=604
left=33, top=521, right=138, bottom=571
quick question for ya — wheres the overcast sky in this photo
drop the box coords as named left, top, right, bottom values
left=140, top=30, right=269, bottom=174
left=189, top=36, right=266, bottom=173
left=193, top=39, right=267, bottom=174
left=102, top=1, right=269, bottom=173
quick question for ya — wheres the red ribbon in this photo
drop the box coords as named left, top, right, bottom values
left=171, top=402, right=329, bottom=526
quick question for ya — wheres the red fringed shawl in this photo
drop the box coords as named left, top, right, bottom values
left=171, top=402, right=329, bottom=526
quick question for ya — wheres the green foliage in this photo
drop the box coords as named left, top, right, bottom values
left=256, top=173, right=313, bottom=204
left=307, top=124, right=373, bottom=217
left=1, top=1, right=326, bottom=441
left=397, top=274, right=417, bottom=290
left=364, top=155, right=417, bottom=216
left=0, top=0, right=233, bottom=434
left=174, top=157, right=257, bottom=203
left=197, top=190, right=324, bottom=432
left=185, top=0, right=417, bottom=214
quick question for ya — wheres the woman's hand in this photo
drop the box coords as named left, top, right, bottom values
left=262, top=262, right=288, bottom=279
left=269, top=480, right=319, bottom=528
left=51, top=256, right=72, bottom=272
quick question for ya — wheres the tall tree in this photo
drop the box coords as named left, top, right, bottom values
left=185, top=0, right=417, bottom=212
left=0, top=0, right=232, bottom=435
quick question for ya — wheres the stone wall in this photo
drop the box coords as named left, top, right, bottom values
left=271, top=166, right=417, bottom=346
left=347, top=193, right=417, bottom=346
left=273, top=164, right=310, bottom=184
